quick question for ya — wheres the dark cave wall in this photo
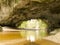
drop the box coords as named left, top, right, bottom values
left=0, top=0, right=60, bottom=32
left=13, top=1, right=60, bottom=31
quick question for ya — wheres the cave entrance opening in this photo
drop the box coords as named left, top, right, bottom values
left=18, top=19, right=48, bottom=41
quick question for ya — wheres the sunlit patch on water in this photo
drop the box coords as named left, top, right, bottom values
left=27, top=35, right=35, bottom=42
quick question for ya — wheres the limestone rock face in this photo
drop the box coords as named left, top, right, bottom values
left=0, top=0, right=60, bottom=31
left=13, top=0, right=60, bottom=31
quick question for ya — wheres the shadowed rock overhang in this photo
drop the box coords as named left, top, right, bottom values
left=0, top=0, right=60, bottom=31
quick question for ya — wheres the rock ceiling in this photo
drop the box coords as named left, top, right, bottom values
left=0, top=0, right=60, bottom=31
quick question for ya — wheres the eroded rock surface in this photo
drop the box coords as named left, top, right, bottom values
left=0, top=0, right=60, bottom=32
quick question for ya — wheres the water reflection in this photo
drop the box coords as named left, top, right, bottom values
left=18, top=19, right=48, bottom=41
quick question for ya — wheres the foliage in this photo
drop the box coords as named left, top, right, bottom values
left=18, top=19, right=48, bottom=38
